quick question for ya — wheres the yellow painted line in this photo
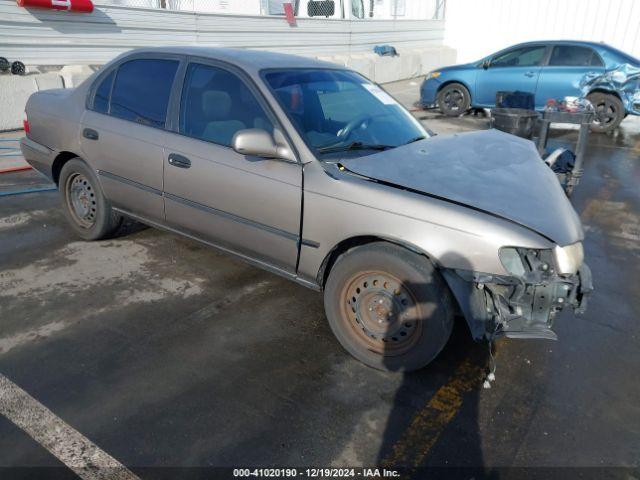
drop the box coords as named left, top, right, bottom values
left=380, top=357, right=485, bottom=469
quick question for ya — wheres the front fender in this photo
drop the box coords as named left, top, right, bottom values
left=298, top=160, right=553, bottom=285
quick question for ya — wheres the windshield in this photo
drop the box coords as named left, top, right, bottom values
left=263, top=69, right=428, bottom=157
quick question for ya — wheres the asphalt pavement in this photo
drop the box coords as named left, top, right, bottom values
left=0, top=79, right=639, bottom=479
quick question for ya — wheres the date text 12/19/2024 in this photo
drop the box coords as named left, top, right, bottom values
left=233, top=468, right=401, bottom=478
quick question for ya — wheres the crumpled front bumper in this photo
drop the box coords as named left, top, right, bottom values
left=419, top=78, right=441, bottom=109
left=442, top=263, right=594, bottom=341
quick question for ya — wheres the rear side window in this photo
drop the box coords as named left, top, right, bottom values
left=93, top=70, right=114, bottom=114
left=549, top=46, right=604, bottom=67
left=179, top=63, right=273, bottom=147
left=491, top=46, right=546, bottom=68
left=110, top=59, right=179, bottom=128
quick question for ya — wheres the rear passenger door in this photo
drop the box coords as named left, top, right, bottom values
left=81, top=55, right=181, bottom=222
left=162, top=60, right=302, bottom=273
left=536, top=45, right=605, bottom=108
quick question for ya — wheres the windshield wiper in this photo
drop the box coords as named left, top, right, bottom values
left=404, top=135, right=427, bottom=145
left=317, top=141, right=394, bottom=154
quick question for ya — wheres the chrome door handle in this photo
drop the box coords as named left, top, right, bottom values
left=168, top=153, right=191, bottom=169
left=524, top=71, right=535, bottom=78
left=83, top=128, right=99, bottom=140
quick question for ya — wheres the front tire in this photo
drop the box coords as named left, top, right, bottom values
left=324, top=242, right=454, bottom=372
left=587, top=92, right=624, bottom=133
left=59, top=158, right=122, bottom=240
left=437, top=82, right=471, bottom=117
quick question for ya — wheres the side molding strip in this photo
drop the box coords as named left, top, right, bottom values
left=97, top=170, right=162, bottom=196
left=97, top=170, right=301, bottom=243
left=164, top=192, right=298, bottom=242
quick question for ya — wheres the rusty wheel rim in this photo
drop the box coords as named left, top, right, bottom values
left=340, top=271, right=422, bottom=355
left=64, top=172, right=97, bottom=229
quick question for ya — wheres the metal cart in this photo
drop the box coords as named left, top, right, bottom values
left=536, top=111, right=594, bottom=196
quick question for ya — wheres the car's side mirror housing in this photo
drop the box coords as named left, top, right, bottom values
left=482, top=59, right=490, bottom=70
left=232, top=129, right=295, bottom=162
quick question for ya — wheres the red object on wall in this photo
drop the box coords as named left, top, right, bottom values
left=16, top=0, right=93, bottom=13
left=283, top=2, right=296, bottom=26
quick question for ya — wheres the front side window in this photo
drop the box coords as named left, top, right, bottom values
left=263, top=69, right=427, bottom=157
left=180, top=63, right=273, bottom=147
left=491, top=46, right=546, bottom=68
left=549, top=46, right=604, bottom=67
left=93, top=70, right=114, bottom=114
left=110, top=58, right=179, bottom=128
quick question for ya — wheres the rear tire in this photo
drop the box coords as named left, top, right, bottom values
left=587, top=92, right=624, bottom=133
left=437, top=82, right=471, bottom=117
left=59, top=158, right=122, bottom=240
left=324, top=242, right=454, bottom=372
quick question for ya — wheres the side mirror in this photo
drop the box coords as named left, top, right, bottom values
left=482, top=60, right=490, bottom=70
left=232, top=129, right=295, bottom=162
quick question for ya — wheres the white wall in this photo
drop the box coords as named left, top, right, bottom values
left=0, top=0, right=456, bottom=130
left=0, top=0, right=446, bottom=66
left=445, top=0, right=640, bottom=64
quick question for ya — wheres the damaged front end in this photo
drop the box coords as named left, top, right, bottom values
left=442, top=247, right=593, bottom=341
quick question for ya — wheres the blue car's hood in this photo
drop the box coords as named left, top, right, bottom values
left=435, top=62, right=476, bottom=72
left=340, top=129, right=583, bottom=246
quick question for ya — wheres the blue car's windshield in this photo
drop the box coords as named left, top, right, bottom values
left=263, top=69, right=427, bottom=157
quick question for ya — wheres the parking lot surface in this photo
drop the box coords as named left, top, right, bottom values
left=1, top=79, right=639, bottom=478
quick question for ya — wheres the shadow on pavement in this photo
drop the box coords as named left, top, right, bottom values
left=375, top=253, right=496, bottom=479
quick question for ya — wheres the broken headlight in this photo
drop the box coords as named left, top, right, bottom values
left=498, top=247, right=526, bottom=277
left=553, top=242, right=584, bottom=275
left=499, top=247, right=556, bottom=279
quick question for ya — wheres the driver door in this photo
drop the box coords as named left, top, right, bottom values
left=475, top=45, right=548, bottom=107
left=163, top=60, right=302, bottom=273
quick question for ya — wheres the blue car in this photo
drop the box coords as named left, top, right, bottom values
left=420, top=40, right=640, bottom=132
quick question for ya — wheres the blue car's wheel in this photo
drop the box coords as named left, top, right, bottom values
left=588, top=92, right=624, bottom=133
left=437, top=82, right=471, bottom=117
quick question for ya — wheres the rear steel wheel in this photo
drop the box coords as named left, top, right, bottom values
left=64, top=172, right=97, bottom=229
left=588, top=92, right=624, bottom=133
left=59, top=158, right=122, bottom=240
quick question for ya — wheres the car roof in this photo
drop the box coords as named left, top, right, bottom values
left=509, top=39, right=610, bottom=49
left=119, top=47, right=344, bottom=75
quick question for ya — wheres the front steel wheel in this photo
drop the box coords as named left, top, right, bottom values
left=437, top=82, right=471, bottom=117
left=340, top=271, right=423, bottom=356
left=324, top=242, right=454, bottom=372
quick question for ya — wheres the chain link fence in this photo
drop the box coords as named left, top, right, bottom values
left=95, top=0, right=446, bottom=20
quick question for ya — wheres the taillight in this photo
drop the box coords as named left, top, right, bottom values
left=23, top=111, right=30, bottom=134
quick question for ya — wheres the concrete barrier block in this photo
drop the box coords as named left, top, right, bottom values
left=347, top=54, right=375, bottom=80
left=418, top=47, right=447, bottom=75
left=373, top=55, right=402, bottom=84
left=0, top=75, right=37, bottom=131
left=35, top=73, right=65, bottom=91
left=399, top=50, right=422, bottom=79
left=440, top=46, right=458, bottom=65
left=330, top=55, right=349, bottom=67
left=60, top=65, right=95, bottom=88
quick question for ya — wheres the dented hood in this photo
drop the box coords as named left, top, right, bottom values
left=340, top=129, right=583, bottom=246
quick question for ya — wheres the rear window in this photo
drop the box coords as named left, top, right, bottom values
left=549, top=46, right=604, bottom=67
left=93, top=70, right=114, bottom=114
left=109, top=59, right=179, bottom=128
